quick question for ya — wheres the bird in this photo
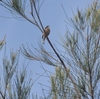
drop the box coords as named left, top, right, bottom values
left=42, top=25, right=50, bottom=44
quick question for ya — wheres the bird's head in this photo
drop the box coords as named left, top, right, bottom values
left=45, top=25, right=50, bottom=29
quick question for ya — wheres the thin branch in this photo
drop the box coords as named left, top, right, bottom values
left=0, top=91, right=5, bottom=99
left=32, top=0, right=44, bottom=31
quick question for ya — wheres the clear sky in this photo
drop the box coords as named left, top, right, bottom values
left=0, top=0, right=92, bottom=97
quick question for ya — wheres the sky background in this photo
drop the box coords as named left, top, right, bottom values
left=0, top=0, right=93, bottom=97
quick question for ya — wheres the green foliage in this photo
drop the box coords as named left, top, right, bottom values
left=0, top=0, right=26, bottom=16
left=50, top=66, right=75, bottom=99
left=61, top=0, right=100, bottom=99
left=0, top=49, right=33, bottom=99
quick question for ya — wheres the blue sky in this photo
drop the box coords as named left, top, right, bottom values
left=0, top=0, right=92, bottom=97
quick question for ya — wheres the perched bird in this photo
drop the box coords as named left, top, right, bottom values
left=42, top=25, right=50, bottom=44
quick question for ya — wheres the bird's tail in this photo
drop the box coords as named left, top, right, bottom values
left=42, top=39, right=45, bottom=44
left=42, top=33, right=45, bottom=44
